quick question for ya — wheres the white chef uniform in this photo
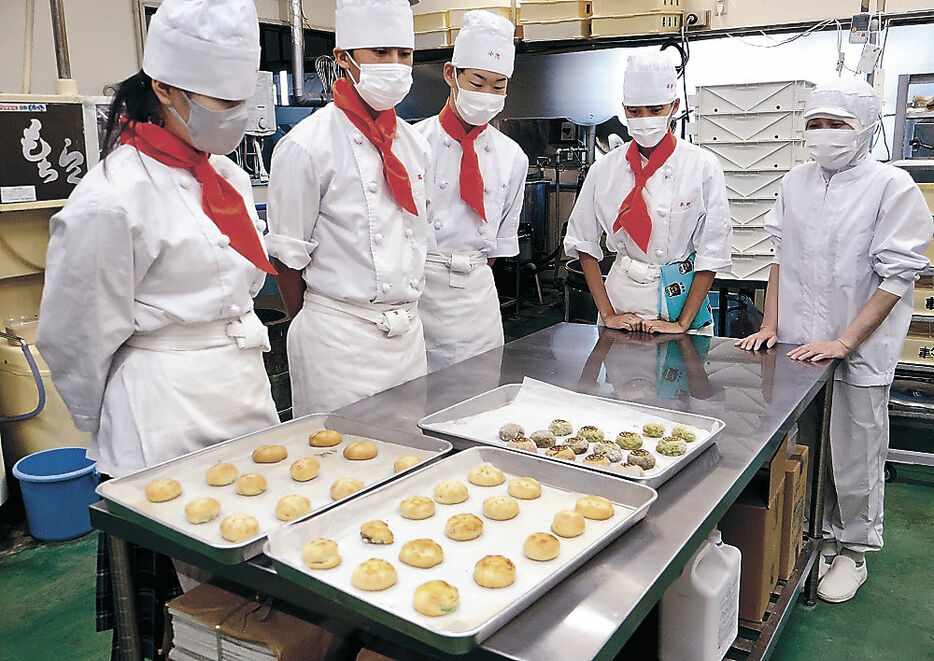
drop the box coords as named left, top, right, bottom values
left=766, top=80, right=933, bottom=552
left=415, top=11, right=527, bottom=372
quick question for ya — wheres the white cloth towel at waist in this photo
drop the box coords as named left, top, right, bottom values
left=426, top=250, right=487, bottom=288
left=125, top=311, right=270, bottom=352
left=618, top=255, right=661, bottom=284
left=303, top=291, right=417, bottom=338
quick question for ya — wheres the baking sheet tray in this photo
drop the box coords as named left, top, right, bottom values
left=264, top=446, right=656, bottom=654
left=96, top=415, right=452, bottom=563
left=418, top=378, right=726, bottom=488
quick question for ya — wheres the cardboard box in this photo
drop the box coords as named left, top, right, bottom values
left=779, top=444, right=809, bottom=580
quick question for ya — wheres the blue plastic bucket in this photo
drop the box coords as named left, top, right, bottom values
left=12, top=447, right=97, bottom=542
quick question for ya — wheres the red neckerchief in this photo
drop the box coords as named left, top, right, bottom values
left=438, top=102, right=488, bottom=222
left=120, top=121, right=276, bottom=275
left=332, top=78, right=418, bottom=216
left=612, top=133, right=677, bottom=254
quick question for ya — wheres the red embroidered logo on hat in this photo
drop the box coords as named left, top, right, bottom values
left=489, top=50, right=501, bottom=59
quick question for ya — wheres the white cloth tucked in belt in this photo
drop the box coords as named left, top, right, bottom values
left=303, top=291, right=417, bottom=338
left=618, top=255, right=661, bottom=284
left=426, top=250, right=486, bottom=288
left=126, top=311, right=270, bottom=351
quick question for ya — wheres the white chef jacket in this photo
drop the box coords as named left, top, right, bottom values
left=37, top=145, right=270, bottom=433
left=266, top=103, right=430, bottom=305
left=564, top=138, right=733, bottom=273
left=415, top=116, right=528, bottom=258
left=766, top=160, right=933, bottom=386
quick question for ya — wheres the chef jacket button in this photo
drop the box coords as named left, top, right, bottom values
left=439, top=180, right=447, bottom=190
left=373, top=232, right=383, bottom=244
left=368, top=181, right=378, bottom=193
left=443, top=138, right=452, bottom=147
left=484, top=186, right=491, bottom=194
left=484, top=144, right=492, bottom=153
left=217, top=235, right=230, bottom=248
left=410, top=278, right=419, bottom=287
left=405, top=228, right=414, bottom=238
left=353, top=134, right=363, bottom=145
left=382, top=283, right=392, bottom=292
left=655, top=248, right=664, bottom=257
left=434, top=221, right=442, bottom=230
left=228, top=304, right=241, bottom=315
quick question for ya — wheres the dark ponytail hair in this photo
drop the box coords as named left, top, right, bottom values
left=101, top=70, right=163, bottom=159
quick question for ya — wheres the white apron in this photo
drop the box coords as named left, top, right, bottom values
left=95, top=312, right=279, bottom=477
left=421, top=251, right=504, bottom=372
left=288, top=292, right=428, bottom=416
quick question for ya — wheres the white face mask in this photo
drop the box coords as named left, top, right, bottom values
left=621, top=106, right=674, bottom=149
left=168, top=92, right=249, bottom=155
left=348, top=54, right=412, bottom=112
left=804, top=127, right=871, bottom=171
left=453, top=79, right=506, bottom=126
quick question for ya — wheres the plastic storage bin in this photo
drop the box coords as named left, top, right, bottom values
left=592, top=0, right=680, bottom=14
left=12, top=447, right=97, bottom=541
left=522, top=18, right=591, bottom=41
left=520, top=0, right=591, bottom=22
left=724, top=172, right=784, bottom=200
left=729, top=199, right=776, bottom=227
left=590, top=12, right=682, bottom=36
left=697, top=81, right=815, bottom=116
left=697, top=111, right=804, bottom=144
left=705, top=141, right=804, bottom=172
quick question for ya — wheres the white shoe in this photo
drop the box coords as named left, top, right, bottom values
left=818, top=554, right=867, bottom=603
left=818, top=539, right=837, bottom=581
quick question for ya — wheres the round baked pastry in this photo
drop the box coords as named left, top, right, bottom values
left=576, top=495, right=615, bottom=520
left=643, top=422, right=666, bottom=438
left=302, top=538, right=341, bottom=569
left=483, top=495, right=519, bottom=521
left=205, top=463, right=238, bottom=486
left=360, top=520, right=394, bottom=545
left=672, top=424, right=697, bottom=442
left=566, top=436, right=590, bottom=455
left=498, top=423, right=524, bottom=442
left=399, top=538, right=444, bottom=568
left=594, top=442, right=623, bottom=463
left=351, top=558, right=398, bottom=591
left=330, top=477, right=364, bottom=500
left=617, top=462, right=646, bottom=477
left=549, top=419, right=574, bottom=436
left=309, top=429, right=342, bottom=447
left=530, top=430, right=556, bottom=449
left=578, top=425, right=605, bottom=443
left=445, top=513, right=483, bottom=541
left=545, top=445, right=576, bottom=461
left=467, top=464, right=505, bottom=487
left=508, top=477, right=542, bottom=500
left=220, top=513, right=259, bottom=542
left=184, top=497, right=221, bottom=524
left=400, top=496, right=435, bottom=520
left=145, top=479, right=182, bottom=503
left=394, top=456, right=422, bottom=472
left=252, top=444, right=287, bottom=463
left=234, top=473, right=267, bottom=496
left=290, top=457, right=320, bottom=482
left=343, top=441, right=378, bottom=461
left=433, top=480, right=469, bottom=505
left=524, top=532, right=560, bottom=561
left=615, top=431, right=644, bottom=451
left=628, top=448, right=657, bottom=470
left=551, top=510, right=586, bottom=538
left=583, top=453, right=610, bottom=466
left=656, top=437, right=688, bottom=457
left=413, top=580, right=459, bottom=616
left=473, top=555, right=516, bottom=588
left=507, top=438, right=538, bottom=452
left=275, top=494, right=312, bottom=522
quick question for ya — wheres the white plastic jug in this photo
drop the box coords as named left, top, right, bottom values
left=659, top=528, right=742, bottom=661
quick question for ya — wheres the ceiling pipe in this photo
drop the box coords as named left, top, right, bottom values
left=49, top=0, right=78, bottom=95
left=289, top=0, right=326, bottom=106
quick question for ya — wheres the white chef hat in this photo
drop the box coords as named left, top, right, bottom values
left=804, top=78, right=881, bottom=132
left=622, top=51, right=678, bottom=107
left=452, top=10, right=516, bottom=78
left=142, top=0, right=260, bottom=101
left=336, top=0, right=415, bottom=51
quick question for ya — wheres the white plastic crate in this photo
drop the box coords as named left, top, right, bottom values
left=704, top=141, right=803, bottom=172
left=591, top=12, right=682, bottom=36
left=522, top=18, right=590, bottom=41
left=415, top=29, right=450, bottom=50
left=591, top=0, right=680, bottom=15
left=413, top=11, right=448, bottom=32
left=721, top=254, right=773, bottom=281
left=696, top=112, right=804, bottom=144
left=732, top=227, right=774, bottom=255
left=724, top=171, right=785, bottom=200
left=728, top=199, right=775, bottom=227
left=697, top=81, right=815, bottom=116
left=520, top=1, right=591, bottom=22
left=449, top=6, right=513, bottom=28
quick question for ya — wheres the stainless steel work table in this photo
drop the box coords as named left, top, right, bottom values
left=92, top=323, right=835, bottom=661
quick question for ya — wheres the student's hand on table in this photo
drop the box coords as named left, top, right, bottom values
left=641, top=319, right=686, bottom=334
left=787, top=339, right=851, bottom=362
left=736, top=327, right=778, bottom=351
left=602, top=313, right=645, bottom=331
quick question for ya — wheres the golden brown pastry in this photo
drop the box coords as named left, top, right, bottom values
left=551, top=510, right=586, bottom=538
left=302, top=538, right=341, bottom=569
left=330, top=477, right=364, bottom=500
left=482, top=495, right=519, bottom=521
left=275, top=494, right=312, bottom=522
left=252, top=444, right=287, bottom=463
left=205, top=463, right=237, bottom=487
left=220, top=513, right=259, bottom=542
left=309, top=429, right=343, bottom=447
left=582, top=454, right=611, bottom=467
left=234, top=473, right=267, bottom=496
left=524, top=532, right=561, bottom=561
left=445, top=513, right=484, bottom=541
left=413, top=580, right=459, bottom=616
left=575, top=495, right=615, bottom=521
left=433, top=480, right=469, bottom=505
left=343, top=441, right=378, bottom=460
left=467, top=463, right=506, bottom=487
left=399, top=538, right=444, bottom=568
left=145, top=478, right=182, bottom=503
left=399, top=496, right=435, bottom=520
left=351, top=558, right=398, bottom=591
left=473, top=555, right=516, bottom=588
left=545, top=445, right=576, bottom=460
left=393, top=456, right=422, bottom=472
left=507, top=477, right=542, bottom=500
left=360, top=520, right=394, bottom=545
left=184, top=497, right=221, bottom=524
left=289, top=457, right=320, bottom=482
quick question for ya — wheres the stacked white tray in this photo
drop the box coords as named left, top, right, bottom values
left=693, top=80, right=815, bottom=281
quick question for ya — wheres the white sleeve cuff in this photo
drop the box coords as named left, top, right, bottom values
left=879, top=274, right=916, bottom=298
left=488, top=236, right=519, bottom=259
left=264, top=234, right=318, bottom=271
left=693, top=256, right=732, bottom=273
left=565, top=241, right=604, bottom=261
